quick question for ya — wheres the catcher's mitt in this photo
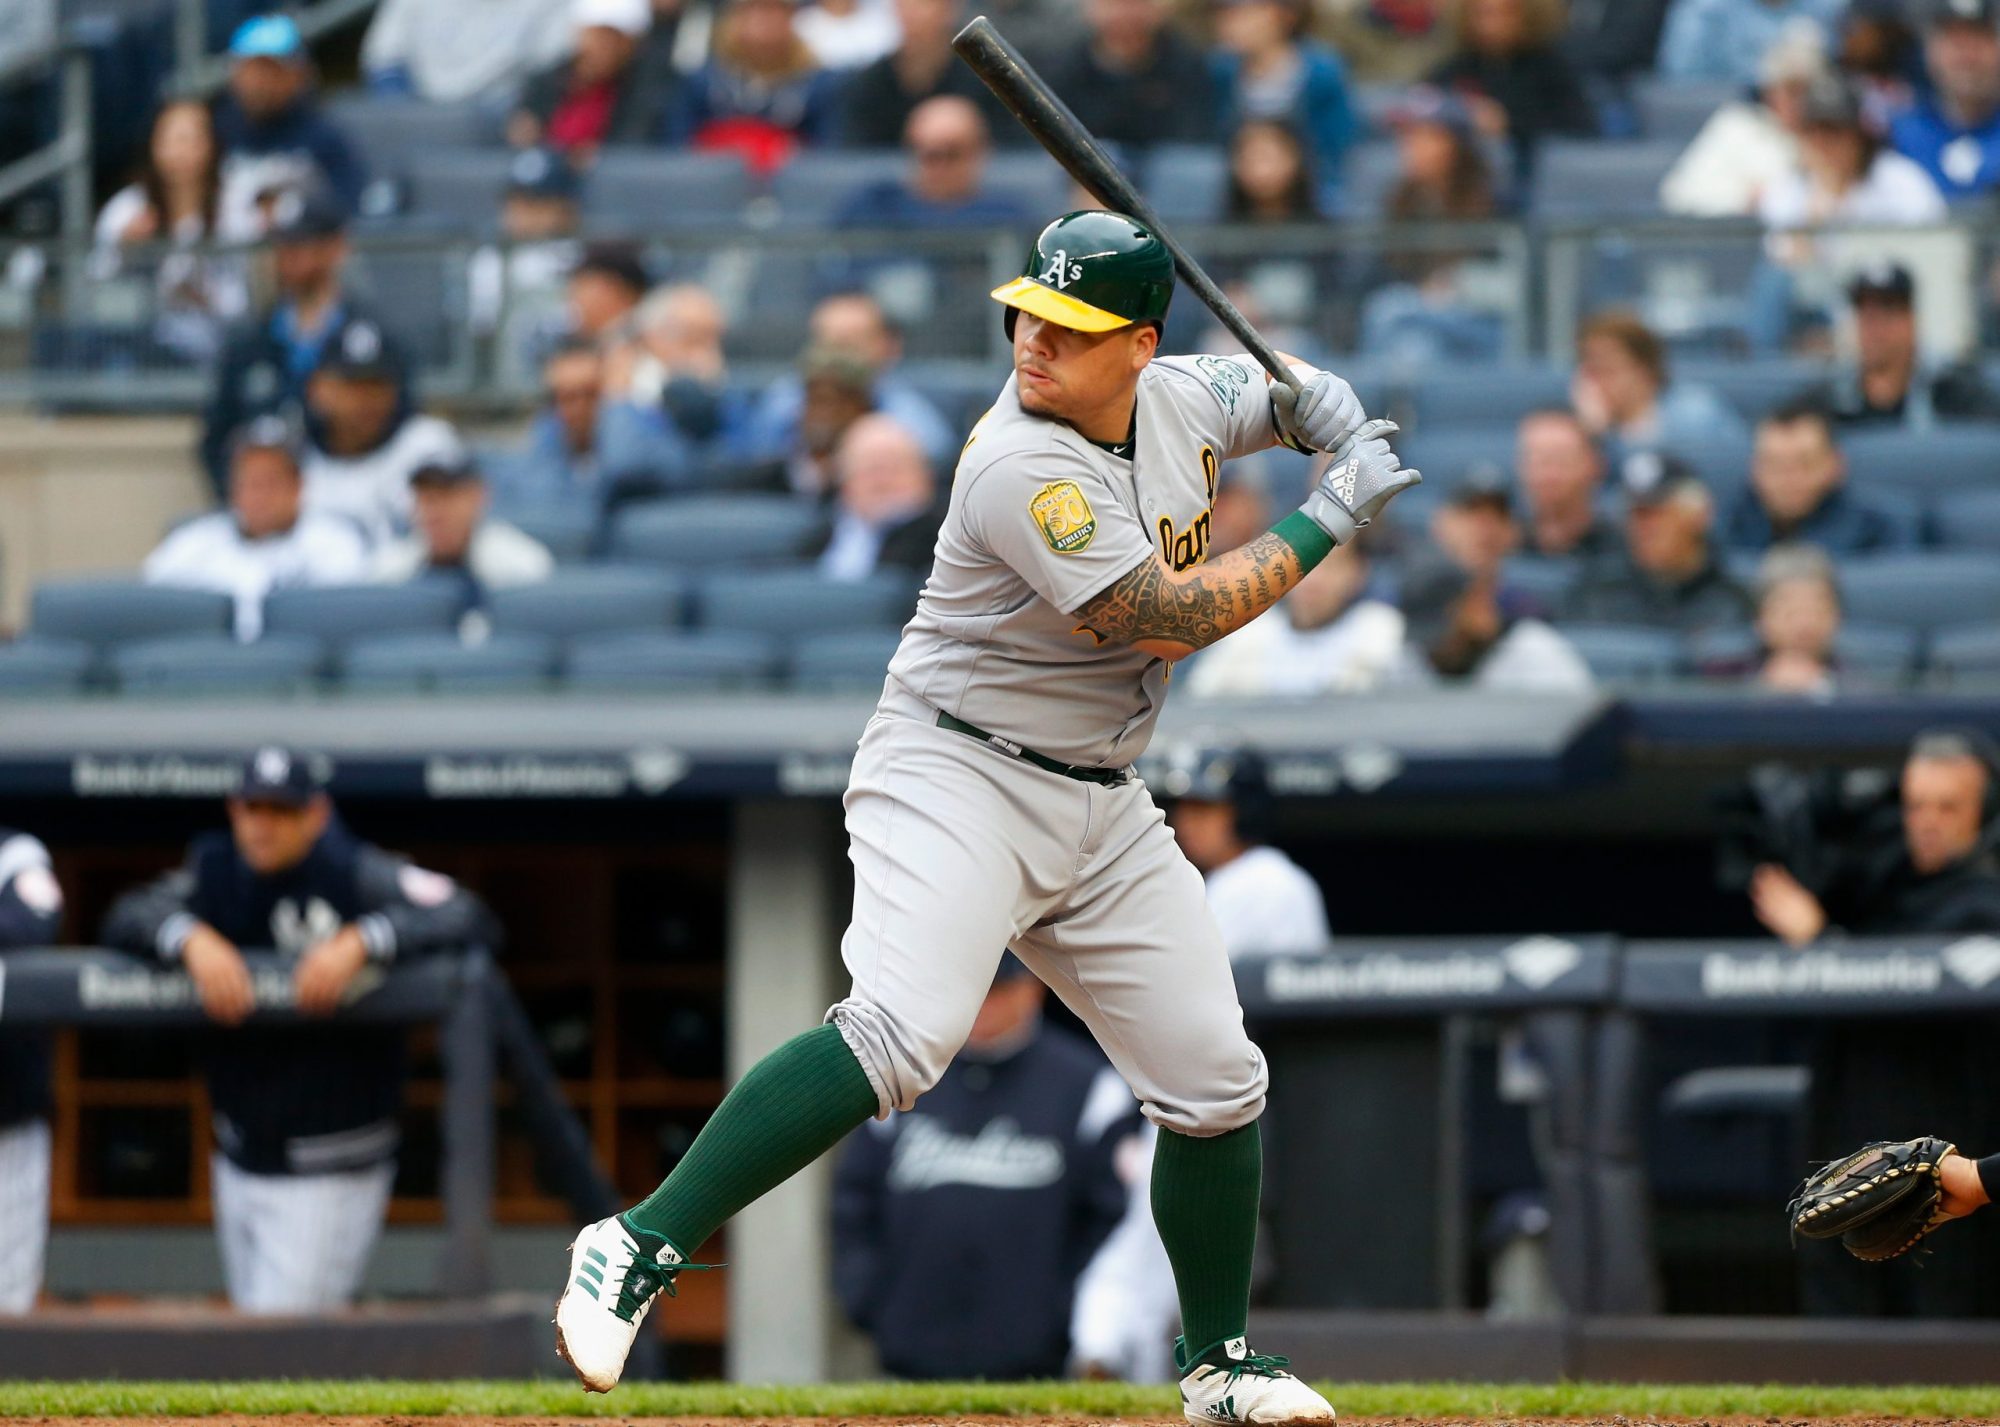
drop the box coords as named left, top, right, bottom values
left=1788, top=1136, right=1957, bottom=1262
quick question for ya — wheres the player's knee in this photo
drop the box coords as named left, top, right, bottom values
left=825, top=995, right=964, bottom=1115
left=1142, top=1038, right=1269, bottom=1137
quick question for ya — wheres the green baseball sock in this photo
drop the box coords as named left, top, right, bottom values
left=1152, top=1120, right=1261, bottom=1369
left=622, top=1022, right=878, bottom=1256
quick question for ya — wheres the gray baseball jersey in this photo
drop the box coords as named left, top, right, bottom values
left=831, top=353, right=1289, bottom=1139
left=882, top=354, right=1282, bottom=768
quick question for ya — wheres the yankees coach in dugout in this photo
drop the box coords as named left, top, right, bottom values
left=102, top=747, right=497, bottom=1313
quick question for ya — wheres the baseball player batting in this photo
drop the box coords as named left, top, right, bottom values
left=555, top=210, right=1420, bottom=1421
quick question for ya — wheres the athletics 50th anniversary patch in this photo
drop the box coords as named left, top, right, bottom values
left=1030, top=480, right=1097, bottom=554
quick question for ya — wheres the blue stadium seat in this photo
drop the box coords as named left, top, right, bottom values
left=262, top=582, right=466, bottom=643
left=1336, top=139, right=1401, bottom=220
left=1142, top=144, right=1230, bottom=223
left=609, top=495, right=827, bottom=568
left=1928, top=624, right=2000, bottom=684
left=1397, top=426, right=1516, bottom=490
left=699, top=569, right=915, bottom=638
left=1501, top=557, right=1580, bottom=615
left=402, top=150, right=517, bottom=230
left=585, top=149, right=754, bottom=231
left=324, top=97, right=498, bottom=171
left=1405, top=366, right=1567, bottom=430
left=503, top=505, right=599, bottom=564
left=906, top=365, right=1006, bottom=437
left=983, top=152, right=1073, bottom=218
left=1837, top=622, right=1922, bottom=683
left=789, top=629, right=903, bottom=689
left=0, top=638, right=94, bottom=696
left=488, top=568, right=686, bottom=639
left=340, top=633, right=555, bottom=694
left=1532, top=140, right=1682, bottom=220
left=772, top=151, right=906, bottom=223
left=1676, top=359, right=1827, bottom=423
left=563, top=630, right=784, bottom=691
left=32, top=579, right=232, bottom=647
left=1631, top=77, right=1741, bottom=144
left=1931, top=489, right=2000, bottom=550
left=1845, top=425, right=1999, bottom=495
left=110, top=635, right=325, bottom=698
left=351, top=246, right=464, bottom=367
left=1556, top=623, right=1683, bottom=683
left=1841, top=553, right=2000, bottom=632
left=1682, top=624, right=1758, bottom=676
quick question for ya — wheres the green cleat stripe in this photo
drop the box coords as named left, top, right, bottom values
left=585, top=1248, right=609, bottom=1268
left=579, top=1263, right=604, bottom=1286
left=573, top=1277, right=599, bottom=1300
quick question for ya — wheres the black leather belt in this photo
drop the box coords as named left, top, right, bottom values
left=935, top=712, right=1133, bottom=786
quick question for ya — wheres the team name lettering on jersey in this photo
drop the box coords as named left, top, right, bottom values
left=1030, top=480, right=1097, bottom=554
left=1155, top=445, right=1222, bottom=571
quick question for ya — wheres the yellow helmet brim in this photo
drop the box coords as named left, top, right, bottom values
left=989, top=276, right=1133, bottom=334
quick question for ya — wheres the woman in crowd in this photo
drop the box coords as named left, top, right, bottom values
left=92, top=98, right=250, bottom=361
left=1429, top=0, right=1595, bottom=180
left=665, top=0, right=841, bottom=169
left=1211, top=0, right=1356, bottom=188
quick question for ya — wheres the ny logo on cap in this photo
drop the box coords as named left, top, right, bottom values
left=342, top=322, right=383, bottom=363
left=1039, top=249, right=1085, bottom=291
left=254, top=747, right=292, bottom=784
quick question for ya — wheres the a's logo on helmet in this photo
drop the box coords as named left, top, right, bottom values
left=1039, top=249, right=1085, bottom=291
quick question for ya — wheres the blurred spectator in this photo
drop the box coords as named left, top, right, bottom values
left=200, top=188, right=385, bottom=497
left=467, top=148, right=586, bottom=370
left=363, top=0, right=574, bottom=102
left=1747, top=543, right=1844, bottom=694
left=101, top=748, right=496, bottom=1315
left=838, top=0, right=1015, bottom=147
left=566, top=243, right=651, bottom=345
left=146, top=416, right=370, bottom=640
left=214, top=16, right=368, bottom=223
left=92, top=99, right=251, bottom=361
left=510, top=0, right=665, bottom=156
left=1660, top=22, right=1826, bottom=217
left=1429, top=0, right=1596, bottom=177
left=303, top=318, right=463, bottom=545
left=833, top=96, right=1031, bottom=228
left=1798, top=261, right=2000, bottom=427
left=742, top=345, right=879, bottom=496
left=372, top=458, right=555, bottom=610
left=1164, top=748, right=1330, bottom=949
left=665, top=0, right=842, bottom=167
left=1889, top=0, right=2000, bottom=201
left=1315, top=0, right=1462, bottom=87
left=1041, top=0, right=1221, bottom=150
left=797, top=0, right=901, bottom=68
left=613, top=282, right=737, bottom=452
left=1571, top=310, right=1748, bottom=465
left=812, top=414, right=944, bottom=580
left=743, top=292, right=955, bottom=466
left=1210, top=0, right=1357, bottom=173
left=1723, top=402, right=1916, bottom=554
left=1561, top=0, right=1673, bottom=83
left=833, top=955, right=1136, bottom=1380
left=1516, top=408, right=1618, bottom=561
left=1359, top=89, right=1505, bottom=362
left=1224, top=118, right=1324, bottom=221
left=493, top=339, right=616, bottom=508
left=0, top=825, right=61, bottom=1316
left=1183, top=544, right=1403, bottom=695
left=1838, top=0, right=1919, bottom=120
left=1564, top=453, right=1754, bottom=632
left=1429, top=469, right=1522, bottom=583
left=1758, top=73, right=1947, bottom=231
left=1208, top=459, right=1274, bottom=552
left=1392, top=554, right=1593, bottom=692
left=1658, top=0, right=1845, bottom=85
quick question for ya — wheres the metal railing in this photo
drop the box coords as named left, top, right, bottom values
left=172, top=0, right=385, bottom=98
left=0, top=41, right=93, bottom=248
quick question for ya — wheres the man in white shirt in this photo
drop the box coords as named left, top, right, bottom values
left=1181, top=542, right=1404, bottom=697
left=1390, top=555, right=1594, bottom=694
left=145, top=415, right=370, bottom=639
left=371, top=457, right=555, bottom=601
left=302, top=319, right=463, bottom=546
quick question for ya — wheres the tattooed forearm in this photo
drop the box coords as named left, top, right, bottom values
left=1073, top=530, right=1306, bottom=657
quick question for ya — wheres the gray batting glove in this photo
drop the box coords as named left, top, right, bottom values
left=1270, top=368, right=1365, bottom=455
left=1298, top=419, right=1422, bottom=545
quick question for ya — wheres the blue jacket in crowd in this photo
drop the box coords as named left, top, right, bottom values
left=1891, top=97, right=2000, bottom=202
left=1721, top=483, right=1921, bottom=556
left=1211, top=41, right=1357, bottom=172
left=213, top=92, right=368, bottom=214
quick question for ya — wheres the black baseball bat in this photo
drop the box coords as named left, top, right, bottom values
left=951, top=15, right=1301, bottom=397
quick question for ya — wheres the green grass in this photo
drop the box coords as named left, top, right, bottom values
left=1, top=1380, right=1998, bottom=1419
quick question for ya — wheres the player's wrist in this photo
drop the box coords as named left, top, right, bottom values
left=1287, top=495, right=1351, bottom=555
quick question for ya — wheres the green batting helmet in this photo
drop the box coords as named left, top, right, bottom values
left=991, top=210, right=1175, bottom=336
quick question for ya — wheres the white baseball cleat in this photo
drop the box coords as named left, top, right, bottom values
left=553, top=1215, right=687, bottom=1393
left=1177, top=1337, right=1337, bottom=1425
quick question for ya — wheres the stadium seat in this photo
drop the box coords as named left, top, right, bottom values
left=488, top=568, right=686, bottom=639
left=1631, top=78, right=1740, bottom=144
left=1405, top=365, right=1567, bottom=430
left=1841, top=553, right=2000, bottom=632
left=1142, top=144, right=1230, bottom=223
left=789, top=629, right=903, bottom=689
left=504, top=505, right=599, bottom=564
left=1928, top=623, right=2000, bottom=684
left=698, top=569, right=916, bottom=638
left=1532, top=140, right=1683, bottom=220
left=1397, top=426, right=1516, bottom=490
left=1556, top=623, right=1683, bottom=683
left=351, top=246, right=464, bottom=367
left=262, top=582, right=466, bottom=643
left=402, top=150, right=518, bottom=231
left=609, top=495, right=827, bottom=568
left=906, top=364, right=1006, bottom=437
left=1844, top=425, right=1999, bottom=495
left=1836, top=622, right=1922, bottom=683
left=32, top=579, right=232, bottom=648
left=109, top=635, right=325, bottom=698
left=323, top=97, right=497, bottom=169
left=585, top=149, right=755, bottom=231
left=0, top=638, right=94, bottom=696
left=1336, top=139, right=1401, bottom=220
left=563, top=630, right=784, bottom=691
left=983, top=151, right=1073, bottom=218
left=772, top=151, right=906, bottom=223
left=1931, top=488, right=2000, bottom=550
left=1676, top=359, right=1826, bottom=423
left=340, top=632, right=556, bottom=694
left=1682, top=624, right=1758, bottom=675
left=1501, top=557, right=1580, bottom=615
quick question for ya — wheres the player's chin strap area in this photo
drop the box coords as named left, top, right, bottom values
left=935, top=712, right=1134, bottom=787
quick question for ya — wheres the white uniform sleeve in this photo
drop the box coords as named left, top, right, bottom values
left=1152, top=353, right=1283, bottom=461
left=143, top=519, right=220, bottom=587
left=961, top=445, right=1156, bottom=616
left=1069, top=1125, right=1181, bottom=1382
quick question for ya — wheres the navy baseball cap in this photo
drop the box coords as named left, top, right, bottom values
left=267, top=185, right=348, bottom=241
left=1397, top=554, right=1476, bottom=647
left=230, top=13, right=305, bottom=59
left=507, top=147, right=582, bottom=202
left=228, top=412, right=306, bottom=467
left=236, top=746, right=328, bottom=806
left=1849, top=259, right=1916, bottom=306
left=1619, top=450, right=1705, bottom=507
left=1447, top=461, right=1514, bottom=512
left=1924, top=0, right=1999, bottom=28
left=409, top=454, right=483, bottom=488
left=319, top=317, right=405, bottom=383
